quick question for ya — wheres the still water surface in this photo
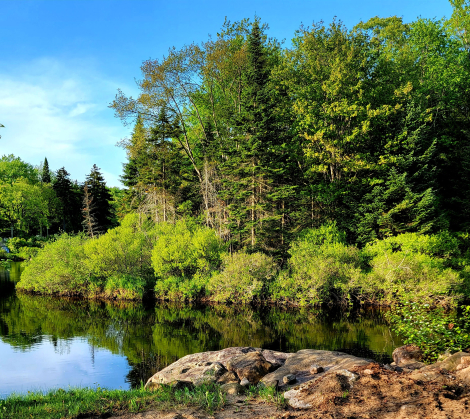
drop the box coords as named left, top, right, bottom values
left=0, top=262, right=403, bottom=398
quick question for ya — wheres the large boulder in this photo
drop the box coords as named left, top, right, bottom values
left=260, top=349, right=371, bottom=390
left=226, top=351, right=274, bottom=385
left=145, top=346, right=289, bottom=389
left=392, top=345, right=423, bottom=366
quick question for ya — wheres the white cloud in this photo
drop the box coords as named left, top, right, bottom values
left=0, top=57, right=133, bottom=186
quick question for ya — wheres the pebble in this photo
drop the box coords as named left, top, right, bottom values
left=283, top=374, right=296, bottom=384
left=310, top=364, right=324, bottom=374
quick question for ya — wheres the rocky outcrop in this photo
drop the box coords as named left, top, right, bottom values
left=144, top=346, right=289, bottom=389
left=260, top=349, right=371, bottom=390
left=145, top=345, right=470, bottom=411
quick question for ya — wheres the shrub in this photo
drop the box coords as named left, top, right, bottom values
left=362, top=251, right=462, bottom=303
left=17, top=233, right=91, bottom=296
left=273, top=224, right=364, bottom=306
left=388, top=302, right=470, bottom=362
left=363, top=231, right=461, bottom=267
left=103, top=274, right=148, bottom=300
left=84, top=214, right=156, bottom=297
left=208, top=251, right=277, bottom=303
left=152, top=219, right=227, bottom=299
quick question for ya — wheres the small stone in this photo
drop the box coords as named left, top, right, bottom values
left=309, top=364, right=324, bottom=374
left=461, top=356, right=470, bottom=366
left=220, top=382, right=244, bottom=395
left=282, top=374, right=296, bottom=384
left=240, top=377, right=250, bottom=386
left=363, top=369, right=374, bottom=375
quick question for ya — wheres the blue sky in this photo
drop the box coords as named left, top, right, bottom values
left=0, top=0, right=453, bottom=187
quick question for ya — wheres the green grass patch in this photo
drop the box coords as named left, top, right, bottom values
left=0, top=382, right=226, bottom=419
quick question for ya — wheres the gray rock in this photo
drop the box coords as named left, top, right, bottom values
left=309, top=364, right=324, bottom=374
left=282, top=374, right=296, bottom=384
left=261, top=349, right=371, bottom=390
left=216, top=371, right=239, bottom=384
left=240, top=377, right=250, bottom=386
left=227, top=351, right=274, bottom=385
left=392, top=345, right=423, bottom=366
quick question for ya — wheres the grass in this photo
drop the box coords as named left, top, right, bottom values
left=0, top=382, right=226, bottom=419
left=245, top=384, right=287, bottom=409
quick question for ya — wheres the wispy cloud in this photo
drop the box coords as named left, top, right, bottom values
left=0, top=57, right=132, bottom=186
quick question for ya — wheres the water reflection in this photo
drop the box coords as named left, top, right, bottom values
left=0, top=262, right=402, bottom=397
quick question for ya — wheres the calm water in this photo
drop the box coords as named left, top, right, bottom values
left=0, top=262, right=402, bottom=398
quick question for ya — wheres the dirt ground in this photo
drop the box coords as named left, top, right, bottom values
left=105, top=364, right=470, bottom=419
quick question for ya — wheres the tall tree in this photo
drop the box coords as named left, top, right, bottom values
left=84, top=165, right=115, bottom=232
left=52, top=167, right=82, bottom=232
left=41, top=157, right=51, bottom=184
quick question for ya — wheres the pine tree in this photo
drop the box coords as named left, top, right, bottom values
left=84, top=165, right=114, bottom=231
left=41, top=157, right=51, bottom=184
left=52, top=167, right=82, bottom=232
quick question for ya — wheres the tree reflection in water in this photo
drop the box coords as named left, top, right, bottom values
left=0, top=262, right=402, bottom=389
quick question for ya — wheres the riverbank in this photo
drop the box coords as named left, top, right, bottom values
left=3, top=346, right=470, bottom=418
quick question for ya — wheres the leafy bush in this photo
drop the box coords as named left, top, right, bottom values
left=363, top=251, right=462, bottom=303
left=363, top=231, right=461, bottom=267
left=273, top=224, right=364, bottom=306
left=208, top=251, right=277, bottom=303
left=84, top=214, right=156, bottom=297
left=17, top=233, right=91, bottom=296
left=103, top=274, right=148, bottom=300
left=388, top=302, right=470, bottom=362
left=152, top=219, right=227, bottom=299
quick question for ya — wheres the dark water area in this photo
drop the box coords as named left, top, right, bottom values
left=0, top=262, right=403, bottom=398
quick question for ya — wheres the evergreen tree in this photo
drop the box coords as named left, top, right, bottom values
left=84, top=164, right=115, bottom=231
left=41, top=157, right=51, bottom=184
left=52, top=167, right=82, bottom=232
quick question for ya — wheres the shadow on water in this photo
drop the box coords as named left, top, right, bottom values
left=0, top=262, right=402, bottom=392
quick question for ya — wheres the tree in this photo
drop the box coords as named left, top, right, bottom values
left=53, top=167, right=82, bottom=233
left=84, top=165, right=115, bottom=232
left=82, top=185, right=98, bottom=238
left=41, top=157, right=51, bottom=184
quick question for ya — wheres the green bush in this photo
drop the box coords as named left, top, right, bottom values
left=208, top=251, right=277, bottom=303
left=152, top=219, right=227, bottom=299
left=362, top=251, right=462, bottom=303
left=388, top=302, right=470, bottom=362
left=17, top=233, right=91, bottom=296
left=84, top=214, right=156, bottom=297
left=103, top=274, right=148, bottom=300
left=273, top=224, right=364, bottom=306
left=363, top=231, right=461, bottom=267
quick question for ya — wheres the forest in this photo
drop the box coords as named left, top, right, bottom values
left=2, top=2, right=470, bottom=320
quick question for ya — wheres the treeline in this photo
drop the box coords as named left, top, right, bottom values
left=111, top=4, right=470, bottom=255
left=0, top=155, right=118, bottom=239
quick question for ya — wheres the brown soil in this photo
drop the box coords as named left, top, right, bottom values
left=104, top=364, right=470, bottom=419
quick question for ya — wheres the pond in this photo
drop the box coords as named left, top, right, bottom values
left=0, top=262, right=403, bottom=398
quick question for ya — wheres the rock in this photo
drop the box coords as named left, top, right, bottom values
left=309, top=364, right=324, bottom=374
left=363, top=368, right=374, bottom=375
left=227, top=351, right=274, bottom=385
left=457, top=366, right=470, bottom=384
left=239, top=377, right=250, bottom=386
left=392, top=345, right=423, bottom=366
left=216, top=371, right=239, bottom=384
left=401, top=361, right=426, bottom=372
left=409, top=370, right=445, bottom=383
left=284, top=369, right=357, bottom=409
left=220, top=382, right=244, bottom=395
left=282, top=374, right=296, bottom=384
left=420, top=352, right=469, bottom=373
left=261, top=349, right=371, bottom=390
left=145, top=346, right=282, bottom=388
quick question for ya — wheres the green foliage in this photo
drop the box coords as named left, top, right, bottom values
left=84, top=213, right=156, bottom=296
left=152, top=219, right=227, bottom=299
left=388, top=302, right=470, bottom=362
left=17, top=233, right=91, bottom=296
left=208, top=251, right=277, bottom=303
left=273, top=224, right=363, bottom=306
left=363, top=251, right=462, bottom=303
